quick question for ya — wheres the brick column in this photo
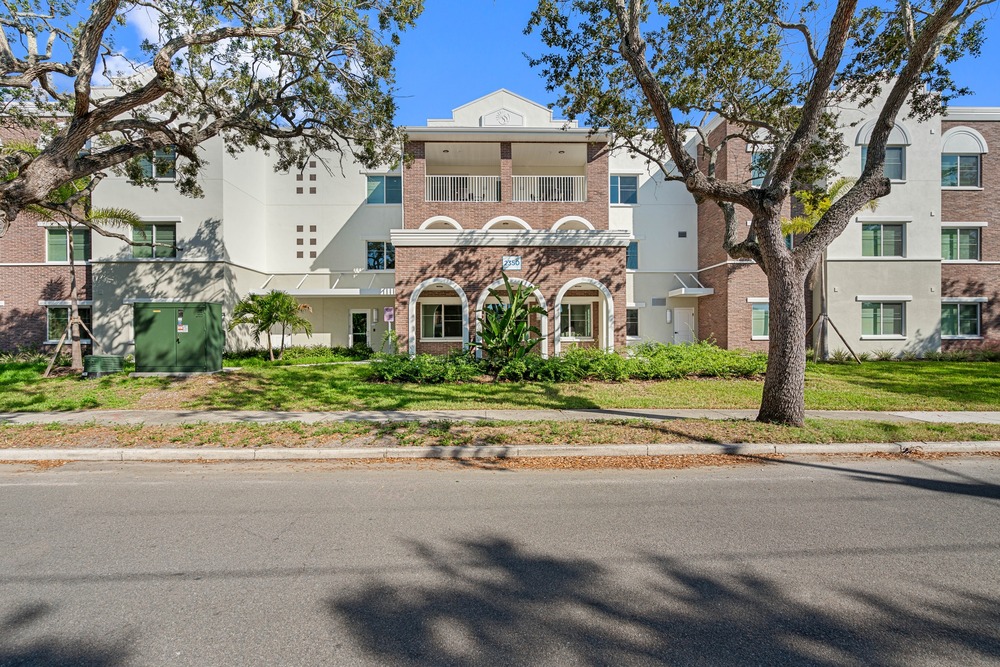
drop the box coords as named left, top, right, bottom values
left=500, top=142, right=512, bottom=203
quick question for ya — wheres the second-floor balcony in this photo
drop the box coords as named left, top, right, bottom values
left=425, top=175, right=501, bottom=202
left=423, top=174, right=588, bottom=203
left=512, top=175, right=587, bottom=202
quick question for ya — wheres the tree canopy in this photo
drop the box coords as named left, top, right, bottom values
left=527, top=0, right=996, bottom=425
left=0, top=0, right=422, bottom=234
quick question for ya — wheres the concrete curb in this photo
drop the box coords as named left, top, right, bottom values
left=1, top=441, right=998, bottom=462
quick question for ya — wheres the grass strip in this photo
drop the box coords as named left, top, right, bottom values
left=2, top=419, right=1000, bottom=450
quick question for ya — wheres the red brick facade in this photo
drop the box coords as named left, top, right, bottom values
left=940, top=120, right=1000, bottom=350
left=695, top=123, right=790, bottom=351
left=394, top=245, right=627, bottom=355
left=402, top=141, right=610, bottom=230
left=0, top=210, right=93, bottom=351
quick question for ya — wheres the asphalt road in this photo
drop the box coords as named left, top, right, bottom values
left=1, top=456, right=998, bottom=667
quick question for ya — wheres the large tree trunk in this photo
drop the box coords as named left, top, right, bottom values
left=757, top=251, right=809, bottom=426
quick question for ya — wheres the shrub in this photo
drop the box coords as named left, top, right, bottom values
left=829, top=349, right=852, bottom=363
left=366, top=351, right=481, bottom=383
left=872, top=348, right=896, bottom=361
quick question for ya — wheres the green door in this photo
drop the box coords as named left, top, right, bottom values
left=174, top=305, right=207, bottom=371
left=135, top=305, right=178, bottom=372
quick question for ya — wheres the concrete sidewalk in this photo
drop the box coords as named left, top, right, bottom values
left=2, top=408, right=1000, bottom=425
left=2, top=440, right=999, bottom=462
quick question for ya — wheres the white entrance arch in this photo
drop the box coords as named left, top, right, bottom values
left=551, top=216, right=595, bottom=231
left=554, top=277, right=615, bottom=355
left=483, top=215, right=531, bottom=231
left=408, top=277, right=470, bottom=355
left=418, top=216, right=462, bottom=230
left=474, top=278, right=549, bottom=359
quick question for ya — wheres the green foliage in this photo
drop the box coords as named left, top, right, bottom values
left=829, top=349, right=852, bottom=363
left=471, top=272, right=547, bottom=379
left=367, top=342, right=767, bottom=384
left=783, top=177, right=878, bottom=235
left=367, top=351, right=481, bottom=384
left=872, top=348, right=897, bottom=362
left=224, top=344, right=370, bottom=367
left=228, top=290, right=314, bottom=361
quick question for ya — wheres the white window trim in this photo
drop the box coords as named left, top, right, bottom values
left=942, top=221, right=988, bottom=228
left=44, top=304, right=92, bottom=343
left=365, top=174, right=402, bottom=206
left=131, top=222, right=178, bottom=260
left=44, top=227, right=90, bottom=264
left=560, top=302, right=595, bottom=341
left=419, top=302, right=463, bottom=342
left=861, top=222, right=907, bottom=258
left=859, top=301, right=907, bottom=339
left=609, top=174, right=639, bottom=206
left=855, top=216, right=913, bottom=223
left=855, top=295, right=913, bottom=302
left=941, top=301, right=982, bottom=340
left=625, top=308, right=640, bottom=339
left=750, top=302, right=770, bottom=340
left=366, top=240, right=395, bottom=271
left=940, top=153, right=982, bottom=189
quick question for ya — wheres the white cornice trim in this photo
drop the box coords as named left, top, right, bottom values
left=389, top=229, right=631, bottom=247
left=855, top=295, right=913, bottom=302
left=941, top=221, right=988, bottom=227
left=855, top=216, right=914, bottom=223
left=941, top=296, right=988, bottom=303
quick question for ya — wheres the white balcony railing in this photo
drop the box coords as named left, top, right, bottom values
left=513, top=175, right=587, bottom=202
left=425, top=175, right=500, bottom=202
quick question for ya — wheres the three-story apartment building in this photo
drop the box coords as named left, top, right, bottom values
left=0, top=89, right=995, bottom=357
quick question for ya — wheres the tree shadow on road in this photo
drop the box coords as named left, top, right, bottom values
left=0, top=602, right=131, bottom=667
left=326, top=536, right=1000, bottom=666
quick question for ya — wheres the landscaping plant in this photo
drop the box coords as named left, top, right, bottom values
left=472, top=272, right=547, bottom=380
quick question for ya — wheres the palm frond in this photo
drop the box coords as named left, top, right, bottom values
left=88, top=207, right=144, bottom=228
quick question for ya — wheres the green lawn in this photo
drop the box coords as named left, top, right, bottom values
left=0, top=361, right=997, bottom=413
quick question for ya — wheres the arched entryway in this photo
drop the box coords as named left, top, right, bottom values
left=474, top=278, right=549, bottom=359
left=408, top=277, right=470, bottom=355
left=554, top=277, right=615, bottom=355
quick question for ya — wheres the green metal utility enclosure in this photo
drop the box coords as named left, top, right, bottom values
left=134, top=302, right=224, bottom=373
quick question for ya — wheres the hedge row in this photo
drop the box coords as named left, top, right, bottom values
left=366, top=341, right=768, bottom=384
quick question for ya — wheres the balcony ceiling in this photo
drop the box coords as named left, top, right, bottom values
left=512, top=142, right=586, bottom=168
left=426, top=142, right=501, bottom=170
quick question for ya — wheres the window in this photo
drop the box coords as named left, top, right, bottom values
left=862, top=224, right=904, bottom=257
left=941, top=155, right=981, bottom=187
left=941, top=303, right=980, bottom=338
left=750, top=152, right=768, bottom=187
left=421, top=304, right=462, bottom=339
left=626, top=309, right=639, bottom=337
left=137, top=146, right=176, bottom=180
left=366, top=241, right=395, bottom=270
left=861, top=302, right=904, bottom=337
left=560, top=303, right=593, bottom=339
left=626, top=242, right=639, bottom=270
left=610, top=175, right=638, bottom=204
left=862, top=145, right=905, bottom=181
left=132, top=224, right=177, bottom=258
left=366, top=175, right=402, bottom=204
left=46, top=228, right=90, bottom=262
left=46, top=306, right=92, bottom=341
left=941, top=228, right=980, bottom=261
left=751, top=303, right=770, bottom=339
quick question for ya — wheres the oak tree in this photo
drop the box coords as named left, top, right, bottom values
left=1, top=0, right=422, bottom=235
left=528, top=0, right=995, bottom=425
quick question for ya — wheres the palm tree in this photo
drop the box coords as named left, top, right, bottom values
left=229, top=290, right=313, bottom=361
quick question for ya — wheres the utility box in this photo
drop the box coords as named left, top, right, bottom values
left=134, top=302, right=223, bottom=373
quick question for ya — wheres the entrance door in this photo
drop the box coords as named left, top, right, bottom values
left=673, top=308, right=696, bottom=344
left=350, top=310, right=369, bottom=348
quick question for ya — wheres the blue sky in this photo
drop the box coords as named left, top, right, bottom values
left=389, top=0, right=1000, bottom=125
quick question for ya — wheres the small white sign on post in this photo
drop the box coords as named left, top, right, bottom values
left=384, top=307, right=395, bottom=323
left=502, top=255, right=522, bottom=271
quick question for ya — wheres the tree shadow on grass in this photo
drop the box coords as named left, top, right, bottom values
left=182, top=366, right=604, bottom=412
left=807, top=362, right=1000, bottom=410
left=326, top=536, right=1000, bottom=666
left=0, top=602, right=131, bottom=667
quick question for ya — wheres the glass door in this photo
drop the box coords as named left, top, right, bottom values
left=350, top=310, right=369, bottom=348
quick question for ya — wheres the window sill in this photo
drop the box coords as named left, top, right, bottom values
left=942, top=260, right=981, bottom=264
left=942, top=335, right=983, bottom=340
left=129, top=257, right=180, bottom=262
left=859, top=255, right=906, bottom=260
left=419, top=337, right=463, bottom=343
left=45, top=261, right=92, bottom=265
left=561, top=337, right=595, bottom=342
left=942, top=186, right=983, bottom=191
left=626, top=336, right=641, bottom=342
left=751, top=336, right=769, bottom=341
left=860, top=335, right=906, bottom=340
left=364, top=269, right=396, bottom=273
left=610, top=203, right=637, bottom=208
left=44, top=339, right=91, bottom=345
left=366, top=202, right=402, bottom=206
